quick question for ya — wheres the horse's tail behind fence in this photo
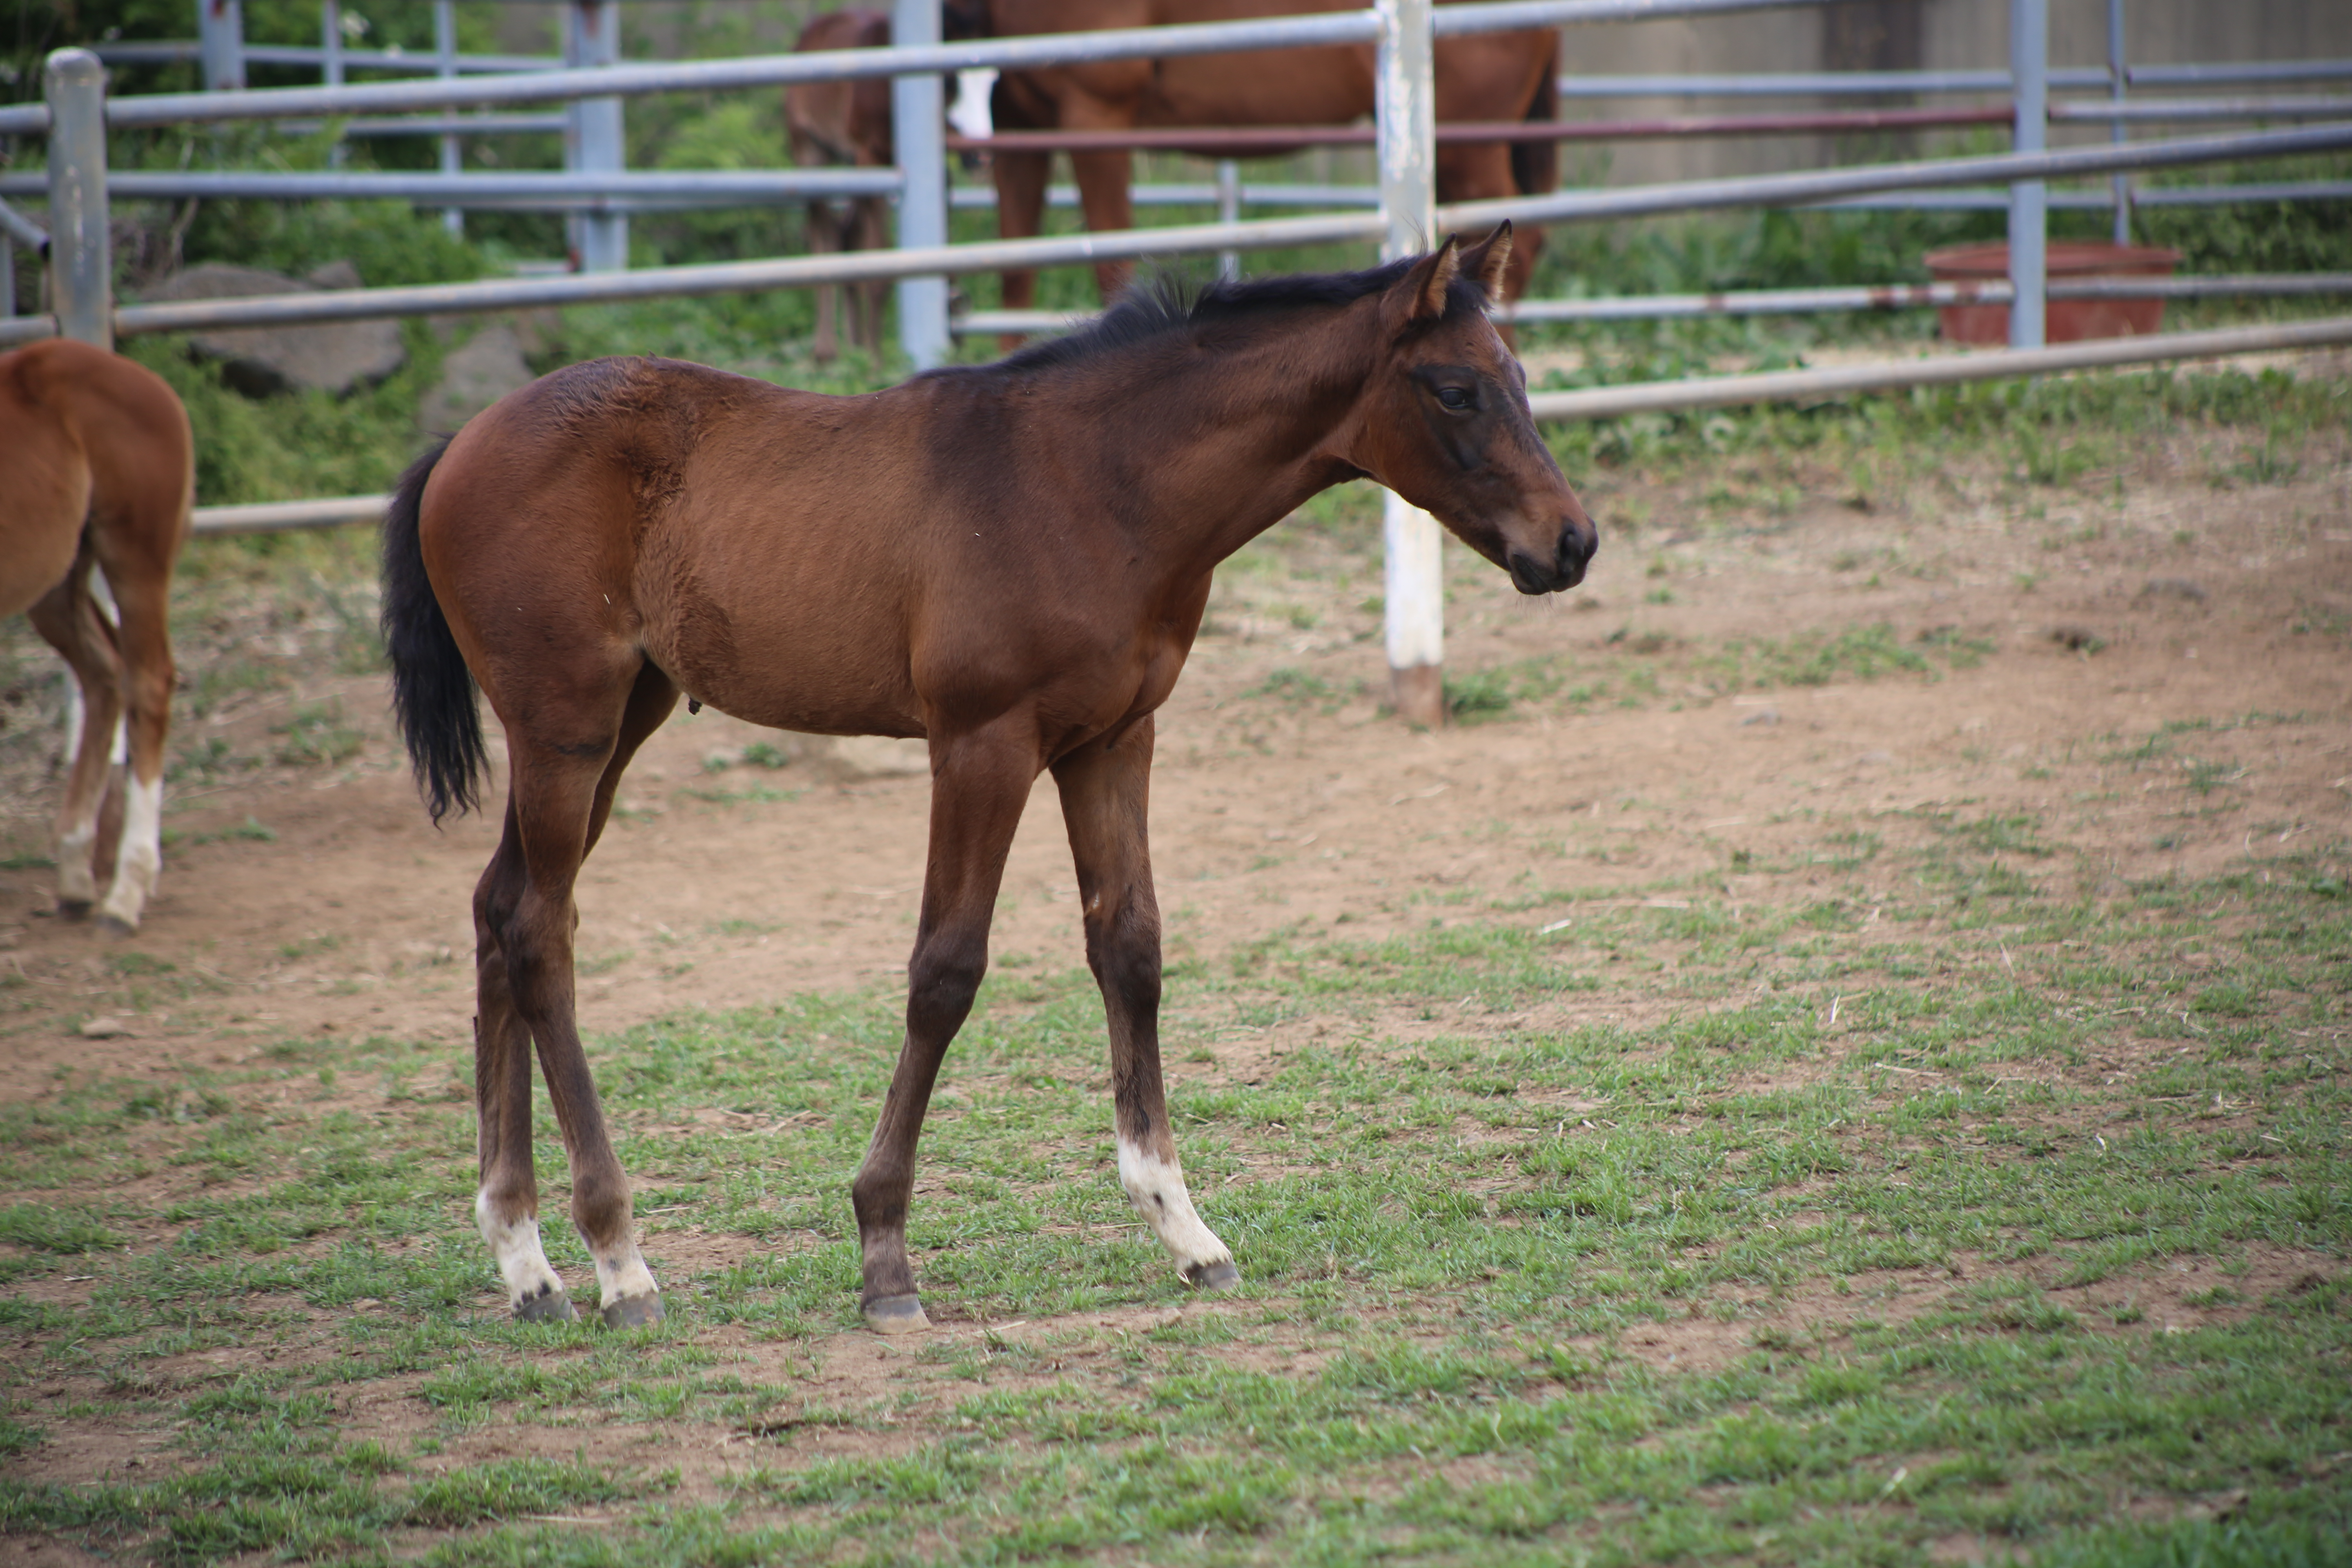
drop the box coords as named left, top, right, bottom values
left=1512, top=49, right=1559, bottom=199
left=381, top=439, right=486, bottom=824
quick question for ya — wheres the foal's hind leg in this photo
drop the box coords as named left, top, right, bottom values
left=26, top=557, right=122, bottom=921
left=471, top=797, right=575, bottom=1320
left=88, top=528, right=178, bottom=934
left=474, top=661, right=677, bottom=1327
left=1052, top=717, right=1236, bottom=1290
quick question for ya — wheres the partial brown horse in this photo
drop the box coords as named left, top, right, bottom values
left=0, top=339, right=190, bottom=935
left=786, top=8, right=894, bottom=363
left=982, top=0, right=1558, bottom=320
left=383, top=227, right=1594, bottom=1332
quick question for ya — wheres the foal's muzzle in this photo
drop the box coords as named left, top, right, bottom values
left=1508, top=517, right=1598, bottom=595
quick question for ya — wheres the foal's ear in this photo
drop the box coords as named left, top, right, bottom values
left=1460, top=222, right=1515, bottom=300
left=1383, top=236, right=1461, bottom=334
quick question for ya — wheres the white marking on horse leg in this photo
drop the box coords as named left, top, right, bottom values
left=476, top=1189, right=567, bottom=1312
left=61, top=683, right=87, bottom=776
left=593, top=1241, right=659, bottom=1311
left=54, top=815, right=98, bottom=907
left=1117, top=1138, right=1232, bottom=1281
left=96, top=774, right=163, bottom=930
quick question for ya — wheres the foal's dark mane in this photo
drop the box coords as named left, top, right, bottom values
left=940, top=257, right=1486, bottom=379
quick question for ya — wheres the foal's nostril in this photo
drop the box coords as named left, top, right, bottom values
left=1558, top=519, right=1597, bottom=570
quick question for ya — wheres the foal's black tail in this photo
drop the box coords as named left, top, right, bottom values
left=381, top=438, right=486, bottom=824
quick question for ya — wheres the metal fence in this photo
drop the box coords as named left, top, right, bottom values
left=5, top=0, right=2352, bottom=721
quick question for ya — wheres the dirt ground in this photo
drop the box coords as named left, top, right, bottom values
left=0, top=403, right=2346, bottom=1105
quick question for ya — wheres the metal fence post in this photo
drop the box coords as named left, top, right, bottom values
left=2107, top=0, right=2130, bottom=245
left=196, top=0, right=245, bottom=91
left=46, top=49, right=112, bottom=350
left=1216, top=159, right=1242, bottom=281
left=436, top=0, right=463, bottom=236
left=566, top=0, right=627, bottom=272
left=322, top=0, right=346, bottom=168
left=892, top=0, right=950, bottom=370
left=1377, top=0, right=1444, bottom=727
left=2009, top=0, right=2047, bottom=348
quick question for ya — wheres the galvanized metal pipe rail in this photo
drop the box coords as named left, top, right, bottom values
left=0, top=12, right=1378, bottom=136
left=0, top=0, right=1890, bottom=137
left=188, top=312, right=2352, bottom=536
left=0, top=198, right=49, bottom=253
left=947, top=105, right=2011, bottom=155
left=1499, top=273, right=2352, bottom=321
left=1556, top=62, right=2352, bottom=97
left=0, top=169, right=907, bottom=206
left=1438, top=120, right=2352, bottom=231
left=2, top=118, right=2340, bottom=350
left=1524, top=314, right=2352, bottom=421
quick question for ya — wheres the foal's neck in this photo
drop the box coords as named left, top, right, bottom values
left=1064, top=301, right=1386, bottom=572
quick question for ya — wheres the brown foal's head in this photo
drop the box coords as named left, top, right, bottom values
left=1352, top=225, right=1597, bottom=595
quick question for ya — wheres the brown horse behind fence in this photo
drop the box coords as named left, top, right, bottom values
left=383, top=228, right=1595, bottom=1332
left=0, top=339, right=191, bottom=935
left=786, top=7, right=895, bottom=363
left=979, top=0, right=1559, bottom=325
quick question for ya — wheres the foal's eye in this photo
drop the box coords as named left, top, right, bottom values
left=1436, top=386, right=1474, bottom=411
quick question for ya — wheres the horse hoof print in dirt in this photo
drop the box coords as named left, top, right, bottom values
left=383, top=228, right=1597, bottom=1333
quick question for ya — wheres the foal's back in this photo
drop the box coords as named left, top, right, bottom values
left=423, top=355, right=1065, bottom=738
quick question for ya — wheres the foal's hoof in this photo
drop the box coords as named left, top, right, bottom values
left=514, top=1287, right=579, bottom=1323
left=95, top=913, right=139, bottom=939
left=862, top=1294, right=931, bottom=1335
left=56, top=898, right=93, bottom=922
left=601, top=1293, right=664, bottom=1330
left=1187, top=1258, right=1243, bottom=1292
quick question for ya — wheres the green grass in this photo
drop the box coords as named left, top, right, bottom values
left=1, top=802, right=2345, bottom=1565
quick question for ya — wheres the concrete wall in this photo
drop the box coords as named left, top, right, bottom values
left=1559, top=0, right=2352, bottom=185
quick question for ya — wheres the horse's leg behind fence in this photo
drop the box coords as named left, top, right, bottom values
left=1067, top=145, right=1137, bottom=305
left=851, top=719, right=1038, bottom=1332
left=1052, top=717, right=1238, bottom=1289
left=808, top=200, right=844, bottom=364
left=989, top=146, right=1050, bottom=350
left=27, top=555, right=122, bottom=922
left=851, top=196, right=889, bottom=359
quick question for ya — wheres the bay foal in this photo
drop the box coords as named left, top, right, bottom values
left=383, top=228, right=1595, bottom=1331
left=0, top=339, right=191, bottom=934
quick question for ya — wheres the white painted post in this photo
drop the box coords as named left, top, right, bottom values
left=196, top=0, right=245, bottom=92
left=46, top=49, right=112, bottom=351
left=2107, top=0, right=2130, bottom=245
left=1216, top=159, right=1241, bottom=282
left=2009, top=0, right=2047, bottom=348
left=436, top=0, right=463, bottom=237
left=566, top=0, right=627, bottom=273
left=893, top=0, right=950, bottom=370
left=1376, top=0, right=1443, bottom=727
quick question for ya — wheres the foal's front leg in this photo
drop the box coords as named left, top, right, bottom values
left=851, top=722, right=1038, bottom=1332
left=1052, top=718, right=1238, bottom=1290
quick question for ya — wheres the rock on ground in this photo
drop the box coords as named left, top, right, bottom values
left=141, top=261, right=404, bottom=396
left=417, top=325, right=535, bottom=434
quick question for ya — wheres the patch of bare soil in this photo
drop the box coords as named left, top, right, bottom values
left=1584, top=1241, right=2340, bottom=1378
